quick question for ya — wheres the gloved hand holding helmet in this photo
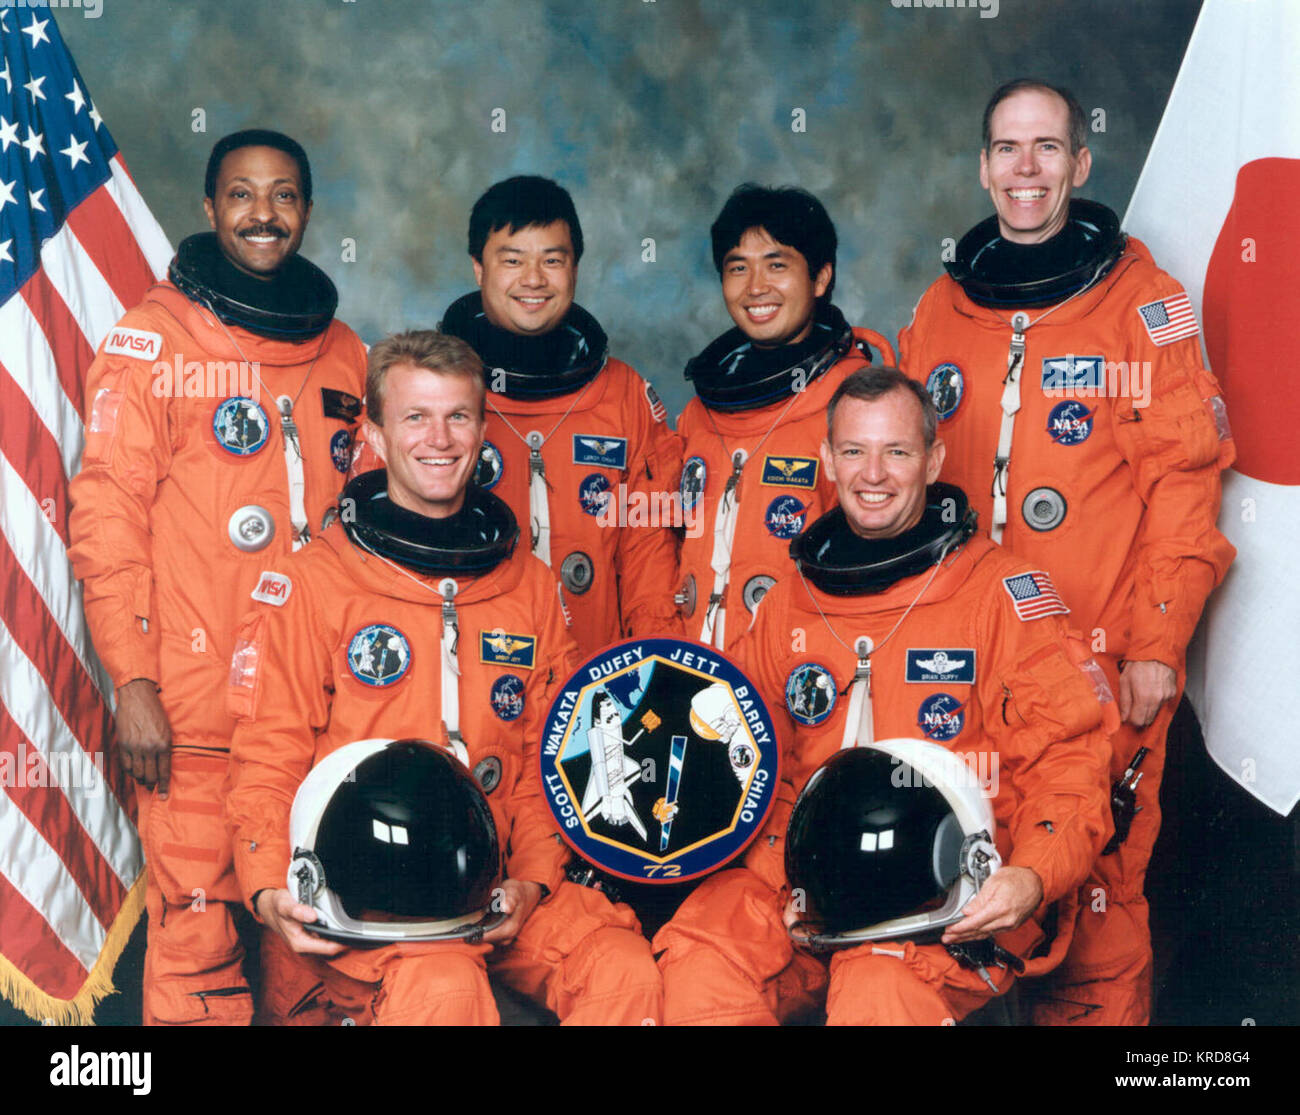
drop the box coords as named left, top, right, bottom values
left=785, top=737, right=1000, bottom=949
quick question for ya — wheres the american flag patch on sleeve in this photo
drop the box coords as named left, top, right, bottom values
left=1002, top=571, right=1070, bottom=621
left=1136, top=293, right=1200, bottom=346
left=645, top=382, right=668, bottom=422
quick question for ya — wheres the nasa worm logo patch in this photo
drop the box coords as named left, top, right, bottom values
left=346, top=624, right=411, bottom=687
left=926, top=363, right=964, bottom=421
left=578, top=473, right=613, bottom=516
left=917, top=692, right=966, bottom=741
left=785, top=663, right=837, bottom=726
left=490, top=674, right=526, bottom=722
left=765, top=495, right=806, bottom=539
left=539, top=637, right=780, bottom=884
left=213, top=397, right=270, bottom=456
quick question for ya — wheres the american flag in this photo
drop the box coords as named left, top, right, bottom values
left=1002, top=571, right=1070, bottom=622
left=1136, top=292, right=1200, bottom=346
left=0, top=9, right=170, bottom=1021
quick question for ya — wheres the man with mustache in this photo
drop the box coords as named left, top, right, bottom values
left=69, top=129, right=367, bottom=1025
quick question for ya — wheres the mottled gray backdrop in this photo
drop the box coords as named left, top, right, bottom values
left=63, top=0, right=1201, bottom=419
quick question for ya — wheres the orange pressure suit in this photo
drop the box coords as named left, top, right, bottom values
left=899, top=231, right=1235, bottom=1024
left=435, top=294, right=684, bottom=654
left=67, top=280, right=367, bottom=1025
left=654, top=513, right=1114, bottom=1025
left=224, top=504, right=663, bottom=1025
left=675, top=316, right=895, bottom=652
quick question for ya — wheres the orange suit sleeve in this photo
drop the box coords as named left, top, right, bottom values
left=977, top=589, right=1114, bottom=904
left=67, top=317, right=175, bottom=689
left=224, top=566, right=334, bottom=910
left=1111, top=279, right=1236, bottom=671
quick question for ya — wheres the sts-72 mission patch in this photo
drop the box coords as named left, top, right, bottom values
left=539, top=638, right=780, bottom=883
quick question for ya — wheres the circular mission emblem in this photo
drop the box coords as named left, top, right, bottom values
left=785, top=662, right=837, bottom=726
left=925, top=363, right=964, bottom=421
left=680, top=456, right=706, bottom=513
left=346, top=623, right=411, bottom=688
left=475, top=440, right=503, bottom=489
left=213, top=396, right=270, bottom=456
left=539, top=637, right=780, bottom=884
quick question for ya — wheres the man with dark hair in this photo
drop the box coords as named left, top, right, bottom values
left=205, top=128, right=313, bottom=210
left=68, top=129, right=367, bottom=1025
left=226, top=330, right=663, bottom=1025
left=655, top=367, right=1114, bottom=1024
left=437, top=175, right=682, bottom=654
left=674, top=184, right=896, bottom=651
left=899, top=79, right=1236, bottom=1025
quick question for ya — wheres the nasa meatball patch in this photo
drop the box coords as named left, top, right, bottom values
left=917, top=692, right=966, bottom=741
left=329, top=428, right=353, bottom=473
left=1046, top=400, right=1095, bottom=445
left=539, top=637, right=780, bottom=884
left=490, top=674, right=526, bottom=722
left=764, top=495, right=806, bottom=539
left=578, top=473, right=613, bottom=516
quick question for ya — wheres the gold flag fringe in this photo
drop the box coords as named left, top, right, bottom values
left=0, top=874, right=145, bottom=1025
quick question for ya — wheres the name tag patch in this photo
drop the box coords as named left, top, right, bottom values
left=573, top=435, right=627, bottom=469
left=1041, top=355, right=1105, bottom=392
left=905, top=649, right=975, bottom=684
left=321, top=388, right=362, bottom=422
left=480, top=631, right=536, bottom=669
left=761, top=455, right=818, bottom=489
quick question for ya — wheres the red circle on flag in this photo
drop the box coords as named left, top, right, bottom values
left=1203, top=157, right=1300, bottom=485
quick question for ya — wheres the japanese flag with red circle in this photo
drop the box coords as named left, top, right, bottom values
left=1124, top=0, right=1300, bottom=814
